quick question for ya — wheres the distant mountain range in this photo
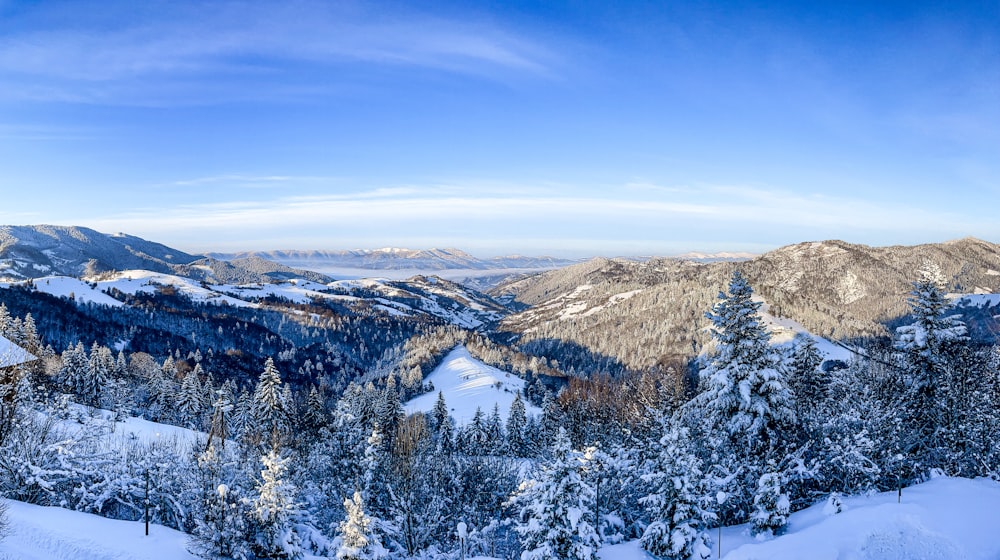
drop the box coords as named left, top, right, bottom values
left=207, top=248, right=578, bottom=272
left=674, top=251, right=757, bottom=262
left=0, top=225, right=331, bottom=284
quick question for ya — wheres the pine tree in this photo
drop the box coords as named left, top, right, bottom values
left=231, top=389, right=255, bottom=445
left=189, top=445, right=249, bottom=560
left=177, top=364, right=205, bottom=428
left=639, top=423, right=714, bottom=560
left=84, top=343, right=114, bottom=407
left=462, top=406, right=489, bottom=453
left=787, top=333, right=826, bottom=410
left=512, top=427, right=600, bottom=560
left=506, top=392, right=529, bottom=457
left=682, top=270, right=795, bottom=523
left=251, top=447, right=303, bottom=559
left=895, top=263, right=968, bottom=475
left=750, top=471, right=789, bottom=537
left=253, top=357, right=287, bottom=445
left=302, top=385, right=327, bottom=430
left=485, top=404, right=505, bottom=455
left=431, top=391, right=449, bottom=433
left=59, top=342, right=89, bottom=399
left=694, top=271, right=795, bottom=453
left=335, top=491, right=386, bottom=560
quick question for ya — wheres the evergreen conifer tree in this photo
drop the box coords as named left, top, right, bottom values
left=506, top=392, right=529, bottom=457
left=252, top=447, right=303, bottom=559
left=335, top=491, right=386, bottom=560
left=513, top=427, right=600, bottom=560
left=750, top=471, right=789, bottom=537
left=254, top=357, right=287, bottom=445
left=639, top=423, right=714, bottom=560
left=895, top=263, right=968, bottom=474
left=682, top=270, right=795, bottom=523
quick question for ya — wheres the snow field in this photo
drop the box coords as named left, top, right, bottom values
left=0, top=498, right=196, bottom=560
left=404, top=346, right=541, bottom=424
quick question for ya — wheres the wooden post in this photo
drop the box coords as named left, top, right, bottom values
left=144, top=468, right=150, bottom=536
left=718, top=525, right=722, bottom=559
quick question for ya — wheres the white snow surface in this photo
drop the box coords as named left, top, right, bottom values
left=404, top=346, right=541, bottom=425
left=93, top=271, right=254, bottom=307
left=597, top=476, right=1000, bottom=560
left=754, top=297, right=853, bottom=363
left=0, top=334, right=35, bottom=368
left=950, top=293, right=1000, bottom=308
left=0, top=499, right=196, bottom=560
left=24, top=276, right=127, bottom=307
left=56, top=405, right=205, bottom=449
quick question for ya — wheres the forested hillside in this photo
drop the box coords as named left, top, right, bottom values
left=494, top=238, right=1000, bottom=377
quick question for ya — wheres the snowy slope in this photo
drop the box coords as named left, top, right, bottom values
left=94, top=271, right=253, bottom=307
left=0, top=499, right=197, bottom=560
left=404, top=346, right=541, bottom=424
left=13, top=270, right=506, bottom=329
left=23, top=276, right=127, bottom=307
left=754, top=296, right=854, bottom=363
left=597, top=476, right=1000, bottom=560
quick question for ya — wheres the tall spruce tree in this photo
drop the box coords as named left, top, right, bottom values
left=252, top=447, right=303, bottom=559
left=682, top=270, right=795, bottom=524
left=640, top=422, right=713, bottom=560
left=512, top=427, right=600, bottom=560
left=253, top=357, right=287, bottom=445
left=506, top=392, right=529, bottom=457
left=895, top=263, right=968, bottom=476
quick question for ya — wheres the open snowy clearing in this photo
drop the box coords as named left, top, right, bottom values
left=598, top=476, right=1000, bottom=560
left=754, top=296, right=854, bottom=363
left=404, top=345, right=541, bottom=424
left=0, top=498, right=196, bottom=560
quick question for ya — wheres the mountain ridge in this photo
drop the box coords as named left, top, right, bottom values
left=492, top=237, right=1000, bottom=374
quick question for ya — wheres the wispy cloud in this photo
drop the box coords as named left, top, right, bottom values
left=166, top=175, right=344, bottom=189
left=78, top=182, right=994, bottom=254
left=0, top=1, right=560, bottom=105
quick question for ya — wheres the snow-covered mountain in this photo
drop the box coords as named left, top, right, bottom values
left=0, top=225, right=331, bottom=285
left=494, top=237, right=1000, bottom=374
left=0, top=225, right=200, bottom=280
left=17, top=270, right=509, bottom=330
left=674, top=250, right=757, bottom=262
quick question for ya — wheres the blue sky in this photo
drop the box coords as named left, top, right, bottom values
left=0, top=0, right=997, bottom=257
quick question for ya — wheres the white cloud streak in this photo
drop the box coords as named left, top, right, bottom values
left=78, top=183, right=993, bottom=254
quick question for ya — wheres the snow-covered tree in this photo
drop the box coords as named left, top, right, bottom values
left=335, top=491, right=386, bottom=560
left=512, top=427, right=600, bottom=560
left=431, top=391, right=449, bottom=433
left=251, top=448, right=303, bottom=559
left=86, top=343, right=113, bottom=407
left=750, top=471, right=789, bottom=537
left=177, top=364, right=205, bottom=428
left=188, top=445, right=249, bottom=560
left=302, top=385, right=327, bottom=431
left=693, top=270, right=795, bottom=453
left=786, top=333, right=826, bottom=419
left=639, top=423, right=714, bottom=560
left=59, top=342, right=89, bottom=399
left=253, top=358, right=287, bottom=446
left=506, top=392, right=529, bottom=457
left=682, top=270, right=796, bottom=523
left=895, top=263, right=968, bottom=475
